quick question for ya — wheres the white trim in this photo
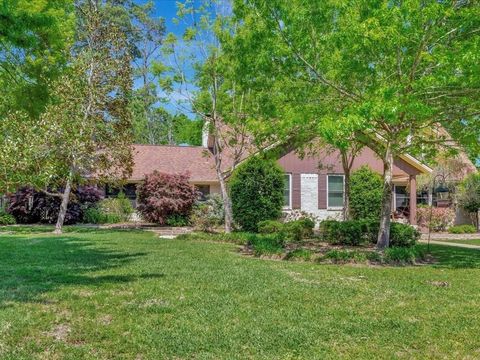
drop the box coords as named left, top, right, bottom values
left=327, top=174, right=345, bottom=210
left=283, top=173, right=292, bottom=209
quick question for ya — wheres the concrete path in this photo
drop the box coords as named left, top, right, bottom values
left=419, top=239, right=480, bottom=250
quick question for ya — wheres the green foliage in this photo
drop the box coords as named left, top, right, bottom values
left=99, top=193, right=134, bottom=222
left=383, top=246, right=426, bottom=265
left=229, top=0, right=480, bottom=247
left=350, top=166, right=383, bottom=220
left=257, top=220, right=284, bottom=235
left=320, top=220, right=419, bottom=247
left=458, top=173, right=480, bottom=217
left=390, top=223, right=421, bottom=248
left=248, top=233, right=284, bottom=256
left=165, top=215, right=190, bottom=227
left=177, top=231, right=252, bottom=245
left=258, top=218, right=315, bottom=242
left=448, top=225, right=477, bottom=234
left=84, top=193, right=133, bottom=225
left=285, top=249, right=314, bottom=261
left=83, top=207, right=121, bottom=225
left=0, top=210, right=16, bottom=225
left=230, top=157, right=285, bottom=232
left=190, top=195, right=225, bottom=232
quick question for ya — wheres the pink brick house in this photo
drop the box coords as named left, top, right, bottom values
left=111, top=126, right=432, bottom=225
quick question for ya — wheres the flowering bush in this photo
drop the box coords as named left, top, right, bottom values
left=282, top=209, right=318, bottom=224
left=416, top=206, right=455, bottom=232
left=7, top=186, right=102, bottom=224
left=190, top=194, right=224, bottom=232
left=137, top=171, right=198, bottom=225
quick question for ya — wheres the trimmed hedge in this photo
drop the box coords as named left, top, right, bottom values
left=257, top=218, right=315, bottom=242
left=350, top=166, right=383, bottom=220
left=230, top=157, right=285, bottom=232
left=320, top=220, right=419, bottom=247
left=448, top=224, right=477, bottom=234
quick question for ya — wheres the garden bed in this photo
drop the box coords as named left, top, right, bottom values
left=241, top=239, right=430, bottom=266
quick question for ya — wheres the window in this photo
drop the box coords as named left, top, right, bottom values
left=105, top=183, right=137, bottom=200
left=284, top=174, right=292, bottom=208
left=195, top=185, right=210, bottom=201
left=327, top=175, right=344, bottom=208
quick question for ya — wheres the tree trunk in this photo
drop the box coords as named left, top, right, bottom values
left=377, top=145, right=394, bottom=249
left=477, top=211, right=480, bottom=232
left=341, top=152, right=351, bottom=221
left=54, top=178, right=72, bottom=235
left=217, top=170, right=233, bottom=233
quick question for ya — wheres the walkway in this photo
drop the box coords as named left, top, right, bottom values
left=419, top=239, right=480, bottom=250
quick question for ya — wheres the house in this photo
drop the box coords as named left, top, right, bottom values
left=108, top=125, right=433, bottom=225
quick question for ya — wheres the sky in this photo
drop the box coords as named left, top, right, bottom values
left=134, top=0, right=204, bottom=117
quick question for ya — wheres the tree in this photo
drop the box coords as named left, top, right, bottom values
left=137, top=171, right=198, bottom=225
left=230, top=157, right=285, bottom=232
left=457, top=173, right=480, bottom=232
left=0, top=0, right=75, bottom=192
left=229, top=0, right=480, bottom=248
left=350, top=166, right=383, bottom=221
left=0, top=0, right=75, bottom=117
left=37, top=2, right=133, bottom=234
left=157, top=0, right=258, bottom=233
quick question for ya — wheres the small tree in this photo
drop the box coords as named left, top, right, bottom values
left=230, top=157, right=285, bottom=232
left=457, top=173, right=480, bottom=232
left=137, top=171, right=198, bottom=225
left=350, top=166, right=383, bottom=221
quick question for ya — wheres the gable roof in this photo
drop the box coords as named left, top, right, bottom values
left=130, top=144, right=218, bottom=182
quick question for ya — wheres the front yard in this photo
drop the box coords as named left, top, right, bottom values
left=2, top=229, right=480, bottom=359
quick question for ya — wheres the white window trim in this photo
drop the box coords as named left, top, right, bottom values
left=283, top=173, right=292, bottom=209
left=327, top=174, right=345, bottom=210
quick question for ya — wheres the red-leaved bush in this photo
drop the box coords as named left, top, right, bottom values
left=137, top=171, right=198, bottom=224
left=416, top=205, right=455, bottom=232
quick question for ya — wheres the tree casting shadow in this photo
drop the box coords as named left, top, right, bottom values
left=0, top=234, right=154, bottom=307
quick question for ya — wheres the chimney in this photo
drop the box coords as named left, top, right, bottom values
left=202, top=120, right=213, bottom=149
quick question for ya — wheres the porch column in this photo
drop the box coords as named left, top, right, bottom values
left=409, top=175, right=417, bottom=225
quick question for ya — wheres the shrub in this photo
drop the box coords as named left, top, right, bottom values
left=177, top=231, right=252, bottom=245
left=457, top=173, right=480, bottom=228
left=137, top=171, right=198, bottom=225
left=320, top=220, right=365, bottom=246
left=350, top=166, right=383, bottom=220
left=320, top=220, right=418, bottom=247
left=383, top=246, right=425, bottom=265
left=322, top=249, right=354, bottom=263
left=7, top=186, right=102, bottom=225
left=97, top=192, right=133, bottom=223
left=230, top=157, right=285, bottom=232
left=165, top=214, right=190, bottom=227
left=248, top=233, right=284, bottom=256
left=285, top=249, right=314, bottom=261
left=448, top=224, right=477, bottom=234
left=0, top=210, right=16, bottom=225
left=258, top=220, right=285, bottom=235
left=190, top=194, right=225, bottom=232
left=390, top=222, right=420, bottom=247
left=83, top=207, right=121, bottom=224
left=283, top=220, right=309, bottom=242
left=258, top=218, right=315, bottom=242
left=416, top=206, right=455, bottom=231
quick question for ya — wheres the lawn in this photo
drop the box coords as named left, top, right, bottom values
left=436, top=238, right=480, bottom=246
left=1, top=230, right=480, bottom=359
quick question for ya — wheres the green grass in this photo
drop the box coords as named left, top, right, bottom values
left=2, top=230, right=480, bottom=359
left=435, top=238, right=480, bottom=246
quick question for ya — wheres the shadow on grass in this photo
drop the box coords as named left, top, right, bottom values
left=0, top=225, right=147, bottom=235
left=0, top=234, right=152, bottom=307
left=422, top=244, right=480, bottom=269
